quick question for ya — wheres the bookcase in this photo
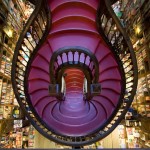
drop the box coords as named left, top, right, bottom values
left=125, top=0, right=150, bottom=118
left=119, top=0, right=150, bottom=148
left=0, top=0, right=34, bottom=148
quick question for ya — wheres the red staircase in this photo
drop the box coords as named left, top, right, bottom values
left=28, top=0, right=121, bottom=136
left=11, top=0, right=138, bottom=147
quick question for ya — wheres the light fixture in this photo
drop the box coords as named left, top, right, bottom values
left=3, top=26, right=13, bottom=38
left=135, top=25, right=143, bottom=38
left=7, top=29, right=13, bottom=38
left=135, top=26, right=141, bottom=35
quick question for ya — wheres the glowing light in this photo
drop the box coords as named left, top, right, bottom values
left=7, top=29, right=13, bottom=38
left=4, top=27, right=13, bottom=38
left=135, top=26, right=141, bottom=35
left=114, top=26, right=117, bottom=30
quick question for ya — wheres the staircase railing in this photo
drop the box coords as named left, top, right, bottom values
left=49, top=46, right=100, bottom=100
left=11, top=0, right=138, bottom=147
left=93, top=0, right=138, bottom=141
left=11, top=0, right=54, bottom=144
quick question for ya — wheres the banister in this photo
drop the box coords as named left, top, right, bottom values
left=11, top=0, right=138, bottom=147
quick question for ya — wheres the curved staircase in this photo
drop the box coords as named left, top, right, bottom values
left=11, top=0, right=138, bottom=147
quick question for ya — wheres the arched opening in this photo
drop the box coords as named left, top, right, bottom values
left=62, top=68, right=85, bottom=102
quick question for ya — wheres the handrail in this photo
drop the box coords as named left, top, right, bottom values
left=11, top=0, right=53, bottom=145
left=11, top=0, right=138, bottom=147
left=49, top=46, right=100, bottom=100
left=92, top=0, right=138, bottom=142
left=50, top=46, right=99, bottom=84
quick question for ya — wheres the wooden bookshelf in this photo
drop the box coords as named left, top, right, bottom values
left=0, top=0, right=30, bottom=148
left=118, top=0, right=150, bottom=148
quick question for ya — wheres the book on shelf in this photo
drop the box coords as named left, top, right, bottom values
left=1, top=79, right=7, bottom=104
left=5, top=57, right=11, bottom=76
left=0, top=55, right=6, bottom=73
left=0, top=106, right=3, bottom=119
left=0, top=76, right=3, bottom=98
